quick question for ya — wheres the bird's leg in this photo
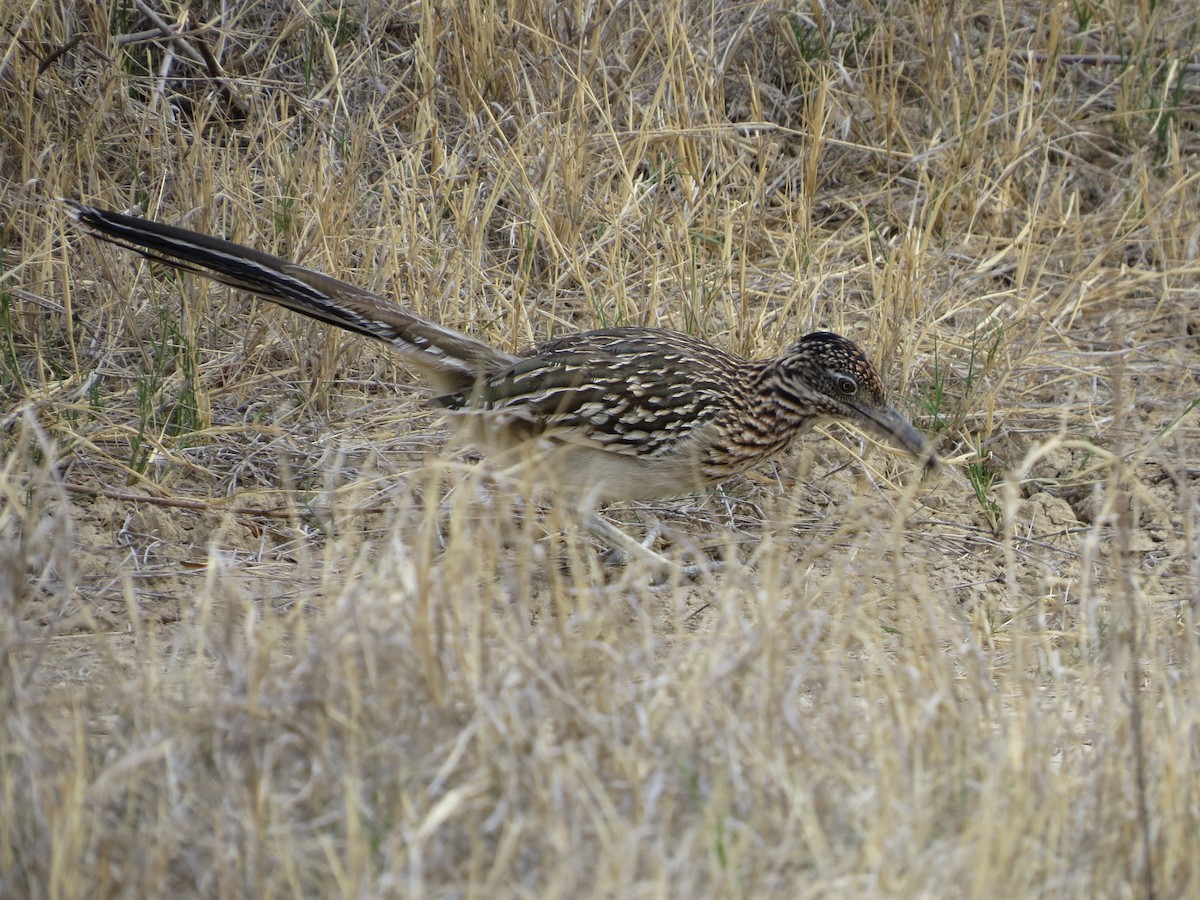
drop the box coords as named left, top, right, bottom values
left=453, top=460, right=683, bottom=575
left=584, top=510, right=723, bottom=581
left=583, top=512, right=673, bottom=571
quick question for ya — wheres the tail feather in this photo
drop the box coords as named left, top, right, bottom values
left=64, top=200, right=516, bottom=393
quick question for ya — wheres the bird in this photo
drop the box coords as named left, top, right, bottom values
left=65, top=200, right=936, bottom=566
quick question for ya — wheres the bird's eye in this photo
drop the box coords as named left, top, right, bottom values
left=835, top=374, right=858, bottom=395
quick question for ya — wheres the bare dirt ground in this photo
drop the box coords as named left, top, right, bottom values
left=3, top=1, right=1199, bottom=896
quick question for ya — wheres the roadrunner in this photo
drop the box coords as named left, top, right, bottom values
left=66, top=201, right=936, bottom=564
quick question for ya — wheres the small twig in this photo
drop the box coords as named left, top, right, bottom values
left=130, top=0, right=249, bottom=119
left=59, top=480, right=388, bottom=520
left=36, top=34, right=83, bottom=76
left=192, top=23, right=227, bottom=84
left=1015, top=48, right=1200, bottom=75
left=116, top=28, right=179, bottom=46
left=154, top=31, right=178, bottom=113
left=132, top=0, right=204, bottom=65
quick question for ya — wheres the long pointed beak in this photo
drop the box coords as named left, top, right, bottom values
left=862, top=404, right=939, bottom=471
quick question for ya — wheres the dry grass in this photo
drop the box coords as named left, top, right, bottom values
left=3, top=0, right=1200, bottom=895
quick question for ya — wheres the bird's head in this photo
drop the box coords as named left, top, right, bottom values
left=777, top=332, right=937, bottom=470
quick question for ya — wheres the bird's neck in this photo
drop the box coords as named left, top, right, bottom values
left=749, top=360, right=821, bottom=434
